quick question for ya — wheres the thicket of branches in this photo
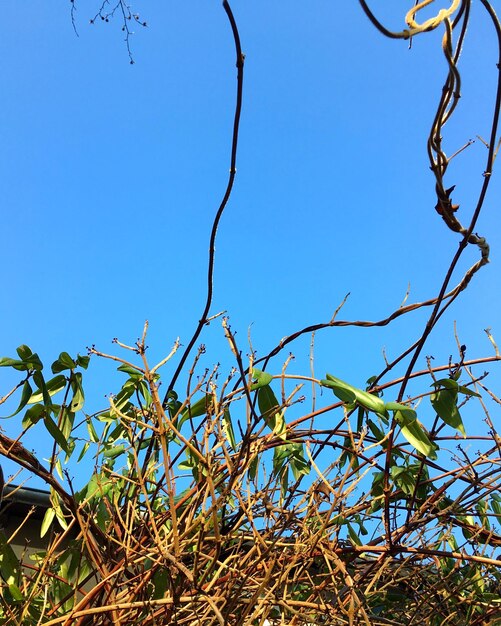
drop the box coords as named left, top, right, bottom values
left=1, top=1, right=501, bottom=624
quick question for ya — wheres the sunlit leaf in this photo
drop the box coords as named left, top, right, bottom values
left=138, top=379, right=152, bottom=407
left=391, top=466, right=416, bottom=495
left=103, top=444, right=126, bottom=459
left=431, top=381, right=466, bottom=437
left=40, top=508, right=56, bottom=538
left=76, top=354, right=90, bottom=370
left=456, top=385, right=480, bottom=398
left=22, top=403, right=45, bottom=428
left=70, top=373, right=85, bottom=412
left=29, top=374, right=66, bottom=404
left=4, top=380, right=32, bottom=418
left=347, top=523, right=362, bottom=546
left=178, top=459, right=195, bottom=470
left=0, top=357, right=29, bottom=371
left=385, top=402, right=417, bottom=423
left=44, top=415, right=70, bottom=453
left=322, top=374, right=386, bottom=414
left=117, top=363, right=143, bottom=377
left=257, top=385, right=286, bottom=439
left=367, top=418, right=385, bottom=442
left=223, top=407, right=237, bottom=451
left=289, top=443, right=310, bottom=479
left=248, top=454, right=259, bottom=481
left=250, top=368, right=273, bottom=390
left=0, top=348, right=41, bottom=370
left=51, top=352, right=77, bottom=373
left=8, top=584, right=23, bottom=601
left=321, top=377, right=356, bottom=404
left=33, top=370, right=52, bottom=407
left=16, top=345, right=32, bottom=360
left=394, top=410, right=438, bottom=459
left=112, top=384, right=135, bottom=411
left=491, top=495, right=501, bottom=517
left=77, top=441, right=90, bottom=462
left=87, top=418, right=99, bottom=443
left=59, top=406, right=75, bottom=439
left=476, top=499, right=490, bottom=529
left=180, top=394, right=212, bottom=426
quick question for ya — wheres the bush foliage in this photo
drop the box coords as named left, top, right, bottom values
left=1, top=2, right=501, bottom=625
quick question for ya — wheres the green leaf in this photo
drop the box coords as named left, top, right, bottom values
left=112, top=384, right=135, bottom=411
left=85, top=474, right=102, bottom=501
left=16, top=345, right=33, bottom=360
left=434, top=378, right=458, bottom=389
left=289, top=443, right=310, bottom=479
left=152, top=569, right=169, bottom=600
left=390, top=466, right=416, bottom=496
left=1, top=351, right=44, bottom=371
left=223, top=407, right=237, bottom=451
left=55, top=458, right=63, bottom=480
left=59, top=406, right=75, bottom=439
left=273, top=445, right=290, bottom=475
left=44, top=416, right=70, bottom=453
left=137, top=379, right=152, bottom=407
left=33, top=370, right=52, bottom=407
left=178, top=449, right=201, bottom=479
left=0, top=532, right=20, bottom=585
left=476, top=500, right=490, bottom=529
left=347, top=523, right=362, bottom=546
left=8, top=584, right=23, bottom=601
left=0, top=357, right=29, bottom=371
left=279, top=467, right=289, bottom=499
left=394, top=410, right=438, bottom=459
left=22, top=403, right=46, bottom=428
left=178, top=459, right=195, bottom=471
left=87, top=418, right=99, bottom=443
left=491, top=496, right=501, bottom=517
left=257, top=385, right=286, bottom=439
left=322, top=374, right=386, bottom=414
left=356, top=406, right=366, bottom=432
left=180, top=394, right=212, bottom=426
left=248, top=455, right=259, bottom=481
left=27, top=353, right=43, bottom=370
left=430, top=382, right=466, bottom=437
left=456, top=385, right=481, bottom=398
left=321, top=378, right=356, bottom=404
left=51, top=352, right=77, bottom=374
left=103, top=444, right=126, bottom=459
left=48, top=491, right=68, bottom=532
left=257, top=384, right=279, bottom=414
left=29, top=374, right=67, bottom=404
left=367, top=418, right=385, bottom=442
left=339, top=436, right=360, bottom=471
left=250, top=368, right=273, bottom=391
left=5, top=380, right=33, bottom=418
left=40, top=507, right=55, bottom=538
left=76, top=354, right=90, bottom=370
left=70, top=373, right=85, bottom=412
left=77, top=441, right=90, bottom=462
left=385, top=402, right=417, bottom=423
left=117, top=363, right=142, bottom=377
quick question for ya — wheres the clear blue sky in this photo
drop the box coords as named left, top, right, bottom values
left=0, top=2, right=499, bottom=484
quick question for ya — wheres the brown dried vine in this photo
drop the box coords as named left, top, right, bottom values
left=1, top=2, right=501, bottom=625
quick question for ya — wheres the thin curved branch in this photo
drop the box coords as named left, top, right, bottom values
left=163, top=0, right=245, bottom=406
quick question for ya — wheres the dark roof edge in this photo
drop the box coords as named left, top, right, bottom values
left=3, top=484, right=51, bottom=509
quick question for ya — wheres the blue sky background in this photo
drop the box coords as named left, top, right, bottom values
left=0, top=1, right=499, bottom=486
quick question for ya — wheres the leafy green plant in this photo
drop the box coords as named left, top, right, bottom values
left=1, top=1, right=501, bottom=625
